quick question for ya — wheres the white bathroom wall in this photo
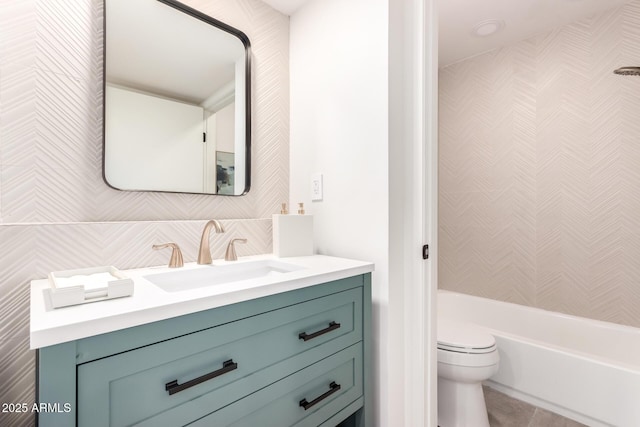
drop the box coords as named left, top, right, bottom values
left=104, top=85, right=206, bottom=193
left=216, top=102, right=236, bottom=153
left=290, top=0, right=389, bottom=424
left=0, top=0, right=289, bottom=425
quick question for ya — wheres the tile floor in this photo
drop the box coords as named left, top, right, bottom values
left=484, top=386, right=587, bottom=427
left=340, top=385, right=589, bottom=427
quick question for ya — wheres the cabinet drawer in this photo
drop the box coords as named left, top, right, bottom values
left=189, top=344, right=363, bottom=427
left=77, top=287, right=362, bottom=427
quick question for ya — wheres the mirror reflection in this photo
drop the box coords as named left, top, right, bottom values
left=103, top=0, right=251, bottom=195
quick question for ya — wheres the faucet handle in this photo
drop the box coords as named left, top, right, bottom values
left=152, top=243, right=184, bottom=268
left=225, top=238, right=247, bottom=261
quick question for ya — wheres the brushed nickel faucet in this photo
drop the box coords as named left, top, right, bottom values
left=197, top=220, right=225, bottom=264
left=225, top=238, right=247, bottom=261
left=152, top=243, right=184, bottom=268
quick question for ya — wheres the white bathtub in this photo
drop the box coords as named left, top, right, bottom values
left=438, top=290, right=640, bottom=427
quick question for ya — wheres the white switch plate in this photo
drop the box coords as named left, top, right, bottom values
left=311, top=173, right=323, bottom=201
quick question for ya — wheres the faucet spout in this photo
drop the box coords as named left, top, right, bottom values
left=197, top=219, right=225, bottom=264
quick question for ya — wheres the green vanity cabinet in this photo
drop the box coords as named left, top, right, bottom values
left=37, top=274, right=372, bottom=427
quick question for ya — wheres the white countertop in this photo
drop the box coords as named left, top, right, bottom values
left=30, top=254, right=374, bottom=349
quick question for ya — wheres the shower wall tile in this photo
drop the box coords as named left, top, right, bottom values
left=621, top=231, right=640, bottom=324
left=534, top=19, right=595, bottom=319
left=439, top=0, right=640, bottom=328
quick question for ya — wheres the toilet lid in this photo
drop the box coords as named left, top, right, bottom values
left=437, top=319, right=496, bottom=354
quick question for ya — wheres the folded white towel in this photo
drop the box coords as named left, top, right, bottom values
left=55, top=272, right=118, bottom=291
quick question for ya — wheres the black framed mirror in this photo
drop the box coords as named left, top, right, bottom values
left=103, top=0, right=251, bottom=195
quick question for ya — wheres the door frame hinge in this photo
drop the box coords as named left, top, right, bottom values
left=422, top=244, right=429, bottom=260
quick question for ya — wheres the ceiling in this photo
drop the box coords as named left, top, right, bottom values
left=262, top=0, right=636, bottom=68
left=260, top=0, right=310, bottom=15
left=439, top=0, right=635, bottom=66
left=107, top=0, right=244, bottom=104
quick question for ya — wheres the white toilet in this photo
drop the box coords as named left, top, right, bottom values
left=437, top=319, right=500, bottom=427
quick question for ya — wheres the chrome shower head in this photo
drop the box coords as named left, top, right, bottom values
left=613, top=67, right=640, bottom=76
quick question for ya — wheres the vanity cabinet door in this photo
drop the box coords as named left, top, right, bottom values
left=187, top=344, right=363, bottom=427
left=77, top=287, right=362, bottom=427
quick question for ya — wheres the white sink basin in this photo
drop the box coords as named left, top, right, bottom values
left=144, top=260, right=305, bottom=292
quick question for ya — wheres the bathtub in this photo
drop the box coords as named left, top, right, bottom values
left=438, top=290, right=640, bottom=427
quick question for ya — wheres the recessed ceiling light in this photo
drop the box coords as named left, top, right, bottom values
left=472, top=19, right=505, bottom=37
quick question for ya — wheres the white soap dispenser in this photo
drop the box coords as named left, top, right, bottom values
left=273, top=202, right=313, bottom=257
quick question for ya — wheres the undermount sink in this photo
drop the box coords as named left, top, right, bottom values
left=144, top=259, right=305, bottom=292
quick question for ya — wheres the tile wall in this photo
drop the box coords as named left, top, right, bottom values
left=439, top=0, right=640, bottom=327
left=0, top=0, right=289, bottom=425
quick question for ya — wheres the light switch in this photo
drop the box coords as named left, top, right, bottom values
left=311, top=173, right=323, bottom=201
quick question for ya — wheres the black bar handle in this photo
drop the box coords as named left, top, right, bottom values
left=165, top=359, right=237, bottom=395
left=298, top=321, right=341, bottom=342
left=299, top=382, right=341, bottom=410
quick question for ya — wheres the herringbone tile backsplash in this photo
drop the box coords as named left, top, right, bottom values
left=0, top=0, right=289, bottom=425
left=439, top=1, right=640, bottom=328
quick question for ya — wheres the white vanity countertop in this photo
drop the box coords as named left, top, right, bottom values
left=30, top=254, right=374, bottom=349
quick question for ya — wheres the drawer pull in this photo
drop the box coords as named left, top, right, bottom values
left=299, top=381, right=341, bottom=410
left=298, top=321, right=341, bottom=342
left=165, top=359, right=238, bottom=395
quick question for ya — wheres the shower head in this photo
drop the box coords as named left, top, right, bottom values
left=613, top=67, right=640, bottom=76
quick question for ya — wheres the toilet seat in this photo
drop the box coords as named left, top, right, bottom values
left=437, top=319, right=496, bottom=354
